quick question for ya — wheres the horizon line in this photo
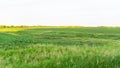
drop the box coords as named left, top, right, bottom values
left=0, top=25, right=120, bottom=27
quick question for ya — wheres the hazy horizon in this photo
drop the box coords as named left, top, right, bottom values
left=0, top=0, right=120, bottom=26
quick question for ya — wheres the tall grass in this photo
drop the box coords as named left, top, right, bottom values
left=0, top=27, right=120, bottom=68
left=1, top=44, right=120, bottom=68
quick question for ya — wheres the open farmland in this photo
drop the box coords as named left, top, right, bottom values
left=0, top=26, right=120, bottom=68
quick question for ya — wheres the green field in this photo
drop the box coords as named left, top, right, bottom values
left=0, top=27, right=120, bottom=68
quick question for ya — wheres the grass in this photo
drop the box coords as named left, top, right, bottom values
left=0, top=27, right=120, bottom=68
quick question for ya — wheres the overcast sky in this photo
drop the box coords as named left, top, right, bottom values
left=0, top=0, right=120, bottom=26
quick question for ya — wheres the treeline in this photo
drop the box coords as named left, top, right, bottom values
left=0, top=25, right=86, bottom=28
left=0, top=25, right=47, bottom=28
left=0, top=25, right=30, bottom=28
left=0, top=25, right=119, bottom=28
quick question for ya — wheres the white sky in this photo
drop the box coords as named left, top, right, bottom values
left=0, top=0, right=120, bottom=26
